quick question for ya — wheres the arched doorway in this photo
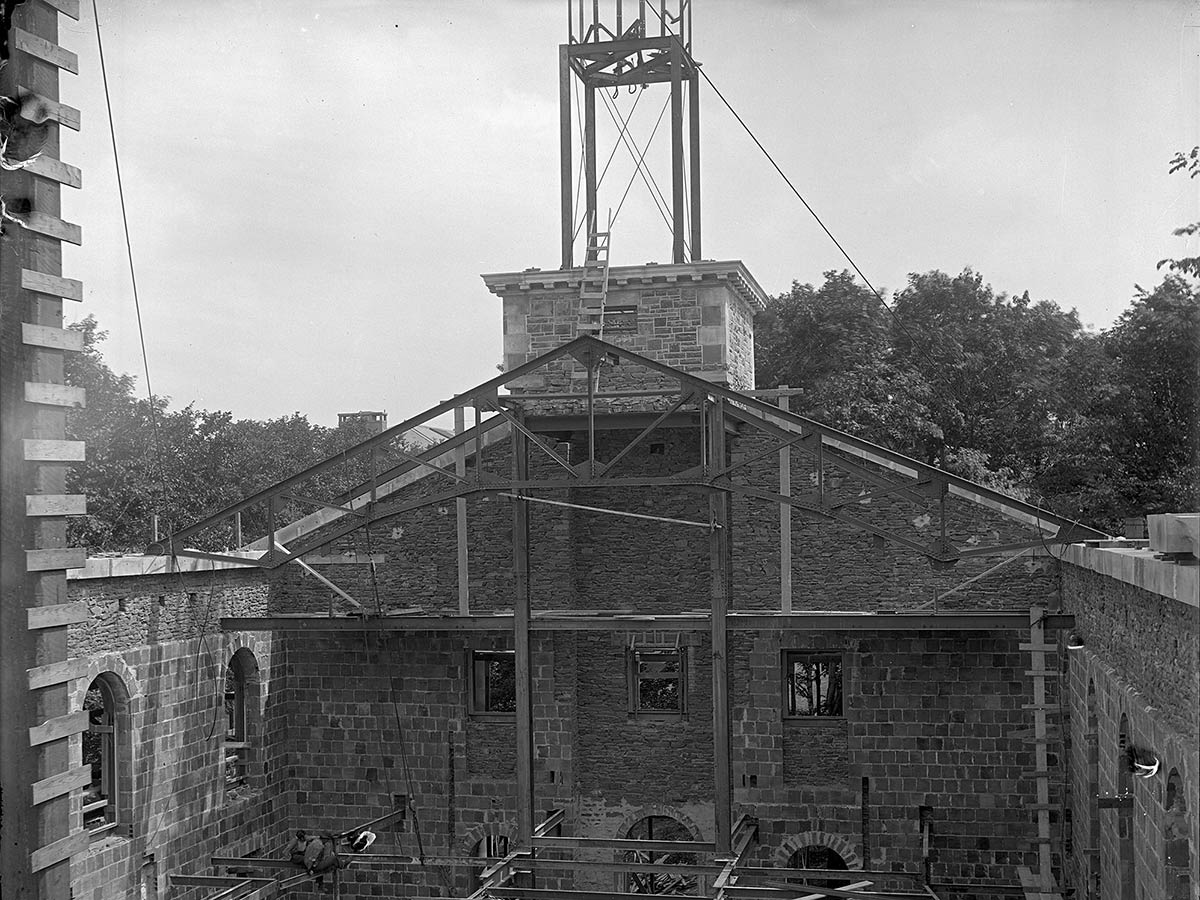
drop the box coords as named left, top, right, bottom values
left=785, top=846, right=850, bottom=890
left=1164, top=769, right=1192, bottom=900
left=623, top=815, right=698, bottom=895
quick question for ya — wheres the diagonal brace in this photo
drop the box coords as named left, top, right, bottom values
left=489, top=402, right=579, bottom=477
left=598, top=388, right=695, bottom=476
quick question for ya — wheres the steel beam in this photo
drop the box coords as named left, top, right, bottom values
left=220, top=612, right=1075, bottom=633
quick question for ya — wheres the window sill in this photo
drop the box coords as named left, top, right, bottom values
left=468, top=712, right=516, bottom=722
left=783, top=715, right=846, bottom=725
left=628, top=711, right=686, bottom=723
left=86, top=825, right=128, bottom=852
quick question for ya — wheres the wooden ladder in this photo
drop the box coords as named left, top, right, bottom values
left=578, top=229, right=611, bottom=334
left=1022, top=605, right=1062, bottom=887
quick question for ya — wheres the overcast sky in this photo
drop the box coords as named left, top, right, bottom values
left=59, top=0, right=1198, bottom=428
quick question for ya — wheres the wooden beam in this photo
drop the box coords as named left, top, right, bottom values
left=21, top=211, right=82, bottom=245
left=39, top=0, right=82, bottom=20
left=28, top=657, right=89, bottom=689
left=24, top=382, right=85, bottom=408
left=26, top=547, right=87, bottom=571
left=28, top=602, right=88, bottom=629
left=29, top=830, right=88, bottom=872
left=22, top=322, right=84, bottom=351
left=512, top=420, right=535, bottom=847
left=25, top=494, right=85, bottom=516
left=23, top=439, right=85, bottom=462
left=23, top=155, right=82, bottom=189
left=29, top=711, right=89, bottom=746
left=31, top=765, right=90, bottom=805
left=12, top=27, right=79, bottom=73
left=21, top=269, right=83, bottom=302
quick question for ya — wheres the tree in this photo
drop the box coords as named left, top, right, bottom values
left=1035, top=278, right=1198, bottom=526
left=64, top=316, right=409, bottom=553
left=754, top=270, right=941, bottom=458
left=1159, top=147, right=1199, bottom=279
left=752, top=265, right=1196, bottom=532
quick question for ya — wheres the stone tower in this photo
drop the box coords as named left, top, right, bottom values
left=481, top=1, right=766, bottom=394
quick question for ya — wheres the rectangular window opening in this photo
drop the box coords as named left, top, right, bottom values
left=629, top=648, right=685, bottom=716
left=471, top=650, right=516, bottom=715
left=602, top=304, right=638, bottom=333
left=783, top=652, right=844, bottom=717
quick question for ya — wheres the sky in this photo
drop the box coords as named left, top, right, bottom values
left=57, top=0, right=1199, bottom=429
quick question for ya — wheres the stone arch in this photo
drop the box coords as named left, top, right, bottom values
left=81, top=669, right=135, bottom=836
left=616, top=807, right=705, bottom=895
left=775, top=832, right=862, bottom=871
left=614, top=804, right=705, bottom=844
left=223, top=645, right=264, bottom=790
left=74, top=655, right=143, bottom=710
left=459, top=818, right=516, bottom=858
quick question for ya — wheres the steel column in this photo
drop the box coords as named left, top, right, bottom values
left=512, top=418, right=535, bottom=846
left=708, top=398, right=732, bottom=853
left=669, top=37, right=685, bottom=263
left=559, top=44, right=574, bottom=269
left=688, top=70, right=701, bottom=260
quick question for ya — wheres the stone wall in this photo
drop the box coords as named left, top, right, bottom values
left=1062, top=556, right=1199, bottom=900
left=64, top=568, right=287, bottom=900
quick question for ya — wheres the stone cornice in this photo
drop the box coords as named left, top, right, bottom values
left=481, top=260, right=769, bottom=312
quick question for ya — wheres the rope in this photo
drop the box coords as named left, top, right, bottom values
left=91, top=0, right=171, bottom=524
left=642, top=5, right=949, bottom=395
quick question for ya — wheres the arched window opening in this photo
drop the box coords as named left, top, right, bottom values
left=224, top=649, right=258, bottom=788
left=1085, top=680, right=1100, bottom=900
left=83, top=676, right=120, bottom=833
left=785, top=846, right=850, bottom=889
left=623, top=816, right=697, bottom=895
left=1164, top=769, right=1192, bottom=900
left=1117, top=715, right=1134, bottom=900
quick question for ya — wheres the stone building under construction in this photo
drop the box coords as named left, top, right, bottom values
left=1, top=4, right=1196, bottom=900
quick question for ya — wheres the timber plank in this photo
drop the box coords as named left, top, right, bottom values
left=28, top=657, right=89, bottom=689
left=22, top=270, right=84, bottom=302
left=23, top=154, right=82, bottom=188
left=25, top=382, right=86, bottom=408
left=26, top=548, right=87, bottom=571
left=14, top=91, right=80, bottom=129
left=32, top=765, right=90, bottom=805
left=39, top=0, right=82, bottom=20
left=28, top=602, right=88, bottom=629
left=12, top=27, right=79, bottom=73
left=29, top=710, right=88, bottom=746
left=26, top=494, right=87, bottom=517
left=22, top=211, right=82, bottom=245
left=24, top=439, right=85, bottom=462
left=29, top=830, right=88, bottom=872
left=23, top=322, right=85, bottom=351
